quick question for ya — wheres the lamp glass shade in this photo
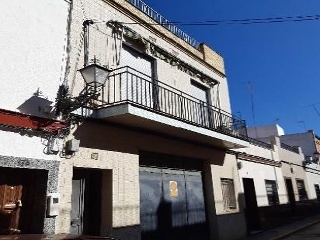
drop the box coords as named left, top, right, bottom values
left=80, top=64, right=110, bottom=87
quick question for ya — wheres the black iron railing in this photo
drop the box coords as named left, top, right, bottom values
left=125, top=0, right=200, bottom=49
left=248, top=137, right=272, bottom=149
left=281, top=142, right=300, bottom=154
left=95, top=66, right=248, bottom=140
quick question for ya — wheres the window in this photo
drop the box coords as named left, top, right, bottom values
left=265, top=180, right=279, bottom=205
left=221, top=178, right=237, bottom=210
left=120, top=45, right=154, bottom=106
left=191, top=80, right=209, bottom=104
left=296, top=179, right=308, bottom=201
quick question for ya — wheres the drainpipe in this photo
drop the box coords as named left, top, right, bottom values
left=270, top=136, right=280, bottom=189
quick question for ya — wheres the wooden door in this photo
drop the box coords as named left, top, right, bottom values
left=71, top=169, right=102, bottom=235
left=0, top=184, right=23, bottom=234
left=70, top=179, right=85, bottom=235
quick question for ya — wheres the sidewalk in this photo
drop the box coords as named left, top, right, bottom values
left=244, top=214, right=320, bottom=240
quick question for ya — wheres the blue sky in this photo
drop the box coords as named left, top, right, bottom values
left=142, top=0, right=320, bottom=135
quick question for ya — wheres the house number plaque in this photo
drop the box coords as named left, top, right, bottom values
left=169, top=181, right=178, bottom=197
left=91, top=153, right=98, bottom=160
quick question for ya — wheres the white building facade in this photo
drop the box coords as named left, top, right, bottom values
left=0, top=0, right=70, bottom=234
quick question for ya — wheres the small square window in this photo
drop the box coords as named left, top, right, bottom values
left=221, top=178, right=237, bottom=210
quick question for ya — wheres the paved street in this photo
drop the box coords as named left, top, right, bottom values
left=243, top=215, right=320, bottom=240
left=281, top=222, right=320, bottom=240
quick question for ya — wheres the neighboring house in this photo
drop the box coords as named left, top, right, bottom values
left=54, top=0, right=250, bottom=240
left=246, top=125, right=320, bottom=226
left=248, top=125, right=320, bottom=202
left=280, top=131, right=320, bottom=201
left=0, top=0, right=70, bottom=235
left=236, top=127, right=320, bottom=233
left=278, top=141, right=308, bottom=203
left=235, top=137, right=287, bottom=232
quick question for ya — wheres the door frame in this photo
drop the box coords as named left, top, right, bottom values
left=285, top=178, right=296, bottom=212
left=71, top=168, right=102, bottom=236
left=0, top=167, right=48, bottom=234
left=242, top=178, right=261, bottom=233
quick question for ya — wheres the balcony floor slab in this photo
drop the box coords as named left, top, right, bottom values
left=85, top=104, right=249, bottom=149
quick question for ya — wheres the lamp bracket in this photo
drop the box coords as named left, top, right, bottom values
left=55, top=85, right=101, bottom=120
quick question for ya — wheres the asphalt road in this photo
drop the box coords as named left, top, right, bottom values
left=281, top=222, right=320, bottom=240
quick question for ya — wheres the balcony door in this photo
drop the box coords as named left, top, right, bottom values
left=190, top=81, right=211, bottom=128
left=120, top=45, right=154, bottom=108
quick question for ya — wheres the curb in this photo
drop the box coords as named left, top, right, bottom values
left=270, top=219, right=320, bottom=240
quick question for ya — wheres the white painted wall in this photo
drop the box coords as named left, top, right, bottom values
left=0, top=130, right=61, bottom=160
left=305, top=164, right=320, bottom=200
left=0, top=0, right=70, bottom=116
left=237, top=140, right=279, bottom=161
left=247, top=124, right=284, bottom=139
left=279, top=131, right=320, bottom=200
left=236, top=140, right=287, bottom=206
left=238, top=161, right=288, bottom=206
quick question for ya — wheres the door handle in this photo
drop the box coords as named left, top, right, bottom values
left=16, top=200, right=22, bottom=207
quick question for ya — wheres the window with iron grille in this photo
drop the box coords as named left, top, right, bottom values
left=221, top=178, right=237, bottom=210
left=265, top=180, right=279, bottom=205
left=296, top=179, right=308, bottom=201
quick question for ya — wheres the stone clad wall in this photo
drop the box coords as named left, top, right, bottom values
left=56, top=146, right=140, bottom=238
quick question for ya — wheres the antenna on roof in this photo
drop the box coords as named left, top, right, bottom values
left=305, top=102, right=320, bottom=120
left=247, top=82, right=256, bottom=126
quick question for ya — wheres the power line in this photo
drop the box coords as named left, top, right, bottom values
left=121, top=14, right=320, bottom=26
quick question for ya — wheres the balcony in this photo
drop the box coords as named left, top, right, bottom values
left=87, top=66, right=249, bottom=149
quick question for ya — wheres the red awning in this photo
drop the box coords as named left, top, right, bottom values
left=0, top=109, right=67, bottom=135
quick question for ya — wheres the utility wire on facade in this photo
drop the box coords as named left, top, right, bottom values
left=121, top=14, right=320, bottom=26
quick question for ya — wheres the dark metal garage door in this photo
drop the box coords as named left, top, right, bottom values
left=140, top=167, right=209, bottom=240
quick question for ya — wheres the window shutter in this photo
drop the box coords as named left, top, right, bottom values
left=119, top=45, right=153, bottom=107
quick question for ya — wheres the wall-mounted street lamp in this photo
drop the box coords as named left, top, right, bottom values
left=79, top=62, right=110, bottom=89
left=55, top=61, right=110, bottom=118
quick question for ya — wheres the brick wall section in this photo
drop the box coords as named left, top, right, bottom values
left=56, top=147, right=140, bottom=237
left=199, top=43, right=225, bottom=74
